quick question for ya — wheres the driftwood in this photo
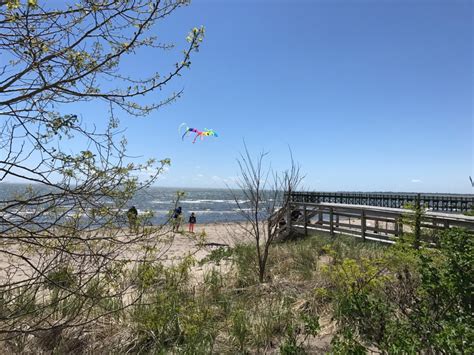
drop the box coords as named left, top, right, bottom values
left=199, top=242, right=230, bottom=248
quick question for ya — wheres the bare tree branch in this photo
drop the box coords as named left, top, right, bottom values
left=232, top=143, right=303, bottom=283
left=0, top=0, right=204, bottom=341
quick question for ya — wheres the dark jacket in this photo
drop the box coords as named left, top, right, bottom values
left=173, top=207, right=182, bottom=219
left=189, top=215, right=196, bottom=224
left=127, top=206, right=138, bottom=217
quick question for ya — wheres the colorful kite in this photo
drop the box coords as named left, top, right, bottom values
left=179, top=123, right=218, bottom=143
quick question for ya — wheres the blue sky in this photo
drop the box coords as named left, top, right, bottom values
left=27, top=0, right=474, bottom=192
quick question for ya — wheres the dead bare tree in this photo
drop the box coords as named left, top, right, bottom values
left=0, top=0, right=204, bottom=346
left=233, top=144, right=303, bottom=283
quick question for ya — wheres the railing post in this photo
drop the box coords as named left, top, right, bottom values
left=318, top=209, right=323, bottom=225
left=414, top=194, right=421, bottom=249
left=361, top=210, right=366, bottom=242
left=329, top=207, right=334, bottom=236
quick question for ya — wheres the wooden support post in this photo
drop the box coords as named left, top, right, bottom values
left=414, top=194, right=421, bottom=249
left=374, top=219, right=379, bottom=234
left=394, top=218, right=399, bottom=237
left=318, top=210, right=323, bottom=225
left=329, top=207, right=334, bottom=236
left=336, top=214, right=339, bottom=228
left=303, top=205, right=308, bottom=236
left=361, top=210, right=366, bottom=242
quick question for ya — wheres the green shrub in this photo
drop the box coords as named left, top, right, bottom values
left=129, top=257, right=220, bottom=353
left=199, top=246, right=233, bottom=266
left=279, top=309, right=320, bottom=354
left=134, top=261, right=164, bottom=290
left=45, top=266, right=76, bottom=290
left=230, top=308, right=251, bottom=352
left=462, top=209, right=474, bottom=216
left=232, top=244, right=260, bottom=286
left=329, top=228, right=473, bottom=353
left=250, top=296, right=294, bottom=347
left=279, top=322, right=306, bottom=355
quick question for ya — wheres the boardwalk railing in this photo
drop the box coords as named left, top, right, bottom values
left=289, top=192, right=474, bottom=212
left=283, top=202, right=474, bottom=244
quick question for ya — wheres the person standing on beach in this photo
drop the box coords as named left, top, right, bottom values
left=127, top=206, right=138, bottom=232
left=172, top=206, right=182, bottom=232
left=188, top=212, right=196, bottom=233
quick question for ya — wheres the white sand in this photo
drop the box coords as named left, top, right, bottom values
left=160, top=222, right=243, bottom=258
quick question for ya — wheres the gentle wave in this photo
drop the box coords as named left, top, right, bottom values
left=151, top=200, right=174, bottom=204
left=130, top=209, right=242, bottom=215
left=180, top=199, right=250, bottom=204
left=185, top=210, right=237, bottom=215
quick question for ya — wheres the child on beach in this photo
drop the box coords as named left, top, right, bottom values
left=188, top=212, right=196, bottom=233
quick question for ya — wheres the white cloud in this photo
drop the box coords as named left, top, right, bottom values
left=411, top=179, right=422, bottom=183
left=135, top=165, right=168, bottom=181
left=223, top=176, right=238, bottom=183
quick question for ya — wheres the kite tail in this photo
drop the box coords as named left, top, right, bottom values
left=181, top=130, right=190, bottom=141
left=192, top=131, right=204, bottom=144
left=178, top=123, right=189, bottom=140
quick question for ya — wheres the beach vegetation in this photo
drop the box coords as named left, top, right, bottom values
left=0, top=0, right=203, bottom=342
left=0, top=224, right=470, bottom=352
left=328, top=227, right=473, bottom=353
left=199, top=246, right=233, bottom=266
left=232, top=144, right=303, bottom=283
left=463, top=209, right=474, bottom=216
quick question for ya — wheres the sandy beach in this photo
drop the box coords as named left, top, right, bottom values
left=155, top=222, right=252, bottom=280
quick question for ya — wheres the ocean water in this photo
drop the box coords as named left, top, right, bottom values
left=130, top=187, right=253, bottom=223
left=2, top=183, right=469, bottom=226
left=0, top=184, right=252, bottom=224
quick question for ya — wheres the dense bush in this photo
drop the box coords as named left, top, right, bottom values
left=130, top=257, right=220, bottom=353
left=328, top=228, right=473, bottom=353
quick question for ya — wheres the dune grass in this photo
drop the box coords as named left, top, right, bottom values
left=2, top=229, right=470, bottom=354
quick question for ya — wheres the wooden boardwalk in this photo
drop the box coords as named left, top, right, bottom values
left=276, top=202, right=474, bottom=244
left=289, top=192, right=474, bottom=212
